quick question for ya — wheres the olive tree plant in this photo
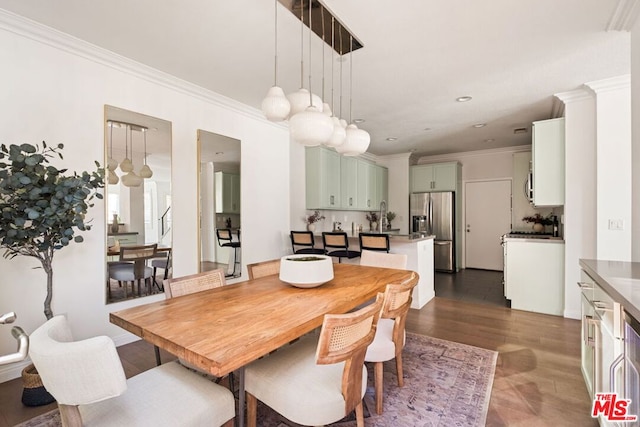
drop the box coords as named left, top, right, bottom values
left=0, top=142, right=104, bottom=320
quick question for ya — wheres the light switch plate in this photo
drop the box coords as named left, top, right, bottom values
left=608, top=219, right=624, bottom=230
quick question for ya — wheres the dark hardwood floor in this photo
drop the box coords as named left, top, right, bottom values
left=1, top=269, right=594, bottom=427
left=435, top=268, right=509, bottom=308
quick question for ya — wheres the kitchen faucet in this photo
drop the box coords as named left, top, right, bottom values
left=379, top=200, right=387, bottom=233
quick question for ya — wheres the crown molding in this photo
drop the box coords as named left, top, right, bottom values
left=414, top=145, right=530, bottom=164
left=554, top=88, right=593, bottom=104
left=607, top=0, right=640, bottom=31
left=584, top=74, right=631, bottom=94
left=0, top=8, right=287, bottom=129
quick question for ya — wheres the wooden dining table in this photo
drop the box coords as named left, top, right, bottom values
left=110, top=263, right=415, bottom=427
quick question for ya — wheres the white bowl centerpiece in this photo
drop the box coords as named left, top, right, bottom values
left=279, top=254, right=334, bottom=288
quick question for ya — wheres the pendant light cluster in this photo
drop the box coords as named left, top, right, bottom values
left=106, top=121, right=153, bottom=187
left=261, top=0, right=369, bottom=156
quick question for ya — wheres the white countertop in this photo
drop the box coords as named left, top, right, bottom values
left=315, top=232, right=434, bottom=243
left=580, top=259, right=640, bottom=321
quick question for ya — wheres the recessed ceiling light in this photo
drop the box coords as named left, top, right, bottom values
left=386, top=137, right=398, bottom=141
left=424, top=127, right=432, bottom=131
left=513, top=127, right=528, bottom=134
left=484, top=139, right=495, bottom=143
left=353, top=118, right=365, bottom=124
left=456, top=96, right=472, bottom=102
left=473, top=123, right=486, bottom=128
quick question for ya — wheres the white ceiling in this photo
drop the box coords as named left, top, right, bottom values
left=0, top=0, right=634, bottom=158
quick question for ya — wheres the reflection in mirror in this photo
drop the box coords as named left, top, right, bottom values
left=198, top=130, right=241, bottom=278
left=105, top=106, right=172, bottom=303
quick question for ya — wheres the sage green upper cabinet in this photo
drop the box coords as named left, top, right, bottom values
left=341, top=156, right=358, bottom=209
left=306, top=147, right=388, bottom=211
left=306, top=146, right=341, bottom=209
left=356, top=160, right=373, bottom=209
left=532, top=118, right=565, bottom=207
left=215, top=171, right=240, bottom=214
left=377, top=166, right=388, bottom=205
left=410, top=162, right=459, bottom=192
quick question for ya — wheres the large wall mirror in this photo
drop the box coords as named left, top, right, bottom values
left=198, top=130, right=241, bottom=278
left=105, top=106, right=172, bottom=303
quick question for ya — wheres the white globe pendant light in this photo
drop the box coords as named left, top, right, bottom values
left=325, top=116, right=346, bottom=147
left=138, top=129, right=153, bottom=179
left=261, top=0, right=290, bottom=122
left=337, top=123, right=370, bottom=156
left=287, top=88, right=322, bottom=117
left=290, top=105, right=334, bottom=146
left=107, top=169, right=119, bottom=185
left=121, top=171, right=142, bottom=187
left=336, top=35, right=369, bottom=156
left=106, top=121, right=119, bottom=178
left=119, top=125, right=134, bottom=173
left=262, top=86, right=290, bottom=121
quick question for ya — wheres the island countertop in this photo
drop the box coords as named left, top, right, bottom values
left=579, top=259, right=640, bottom=321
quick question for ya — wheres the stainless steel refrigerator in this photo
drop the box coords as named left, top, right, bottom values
left=410, top=191, right=455, bottom=272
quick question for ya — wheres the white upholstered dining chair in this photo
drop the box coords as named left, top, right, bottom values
left=29, top=316, right=235, bottom=427
left=244, top=294, right=384, bottom=427
left=365, top=272, right=419, bottom=414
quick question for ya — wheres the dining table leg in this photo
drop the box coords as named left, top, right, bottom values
left=237, top=367, right=245, bottom=427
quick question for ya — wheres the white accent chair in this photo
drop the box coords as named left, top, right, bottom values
left=244, top=294, right=384, bottom=427
left=29, top=315, right=235, bottom=427
left=365, top=272, right=419, bottom=414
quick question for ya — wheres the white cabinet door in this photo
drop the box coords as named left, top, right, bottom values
left=504, top=240, right=564, bottom=315
left=532, top=118, right=565, bottom=206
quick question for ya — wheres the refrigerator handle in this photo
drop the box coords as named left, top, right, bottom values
left=428, top=196, right=433, bottom=234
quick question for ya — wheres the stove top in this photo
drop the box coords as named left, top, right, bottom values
left=508, top=231, right=553, bottom=236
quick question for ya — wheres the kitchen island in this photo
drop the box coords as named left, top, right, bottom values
left=313, top=232, right=435, bottom=309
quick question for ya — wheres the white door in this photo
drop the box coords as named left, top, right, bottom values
left=465, top=180, right=511, bottom=270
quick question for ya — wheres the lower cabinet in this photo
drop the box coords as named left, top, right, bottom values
left=579, top=270, right=624, bottom=426
left=503, top=239, right=564, bottom=316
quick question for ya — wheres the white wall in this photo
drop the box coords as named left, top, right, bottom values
left=585, top=76, right=632, bottom=261
left=378, top=153, right=412, bottom=234
left=555, top=89, right=598, bottom=319
left=632, top=20, right=640, bottom=262
left=0, top=13, right=290, bottom=381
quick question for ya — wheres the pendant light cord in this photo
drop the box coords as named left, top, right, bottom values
left=299, top=2, right=304, bottom=89
left=321, top=7, right=325, bottom=103
left=273, top=0, right=278, bottom=86
left=331, top=17, right=335, bottom=114
left=339, top=28, right=343, bottom=119
left=308, top=0, right=313, bottom=106
left=349, top=35, right=353, bottom=124
left=143, top=129, right=147, bottom=166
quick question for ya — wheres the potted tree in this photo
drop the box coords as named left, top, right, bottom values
left=0, top=142, right=104, bottom=405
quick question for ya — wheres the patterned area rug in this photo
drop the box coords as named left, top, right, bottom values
left=17, top=333, right=497, bottom=427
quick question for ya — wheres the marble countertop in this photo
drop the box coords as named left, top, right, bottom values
left=580, top=259, right=640, bottom=321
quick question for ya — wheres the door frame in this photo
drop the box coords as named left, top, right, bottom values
left=461, top=178, right=512, bottom=269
